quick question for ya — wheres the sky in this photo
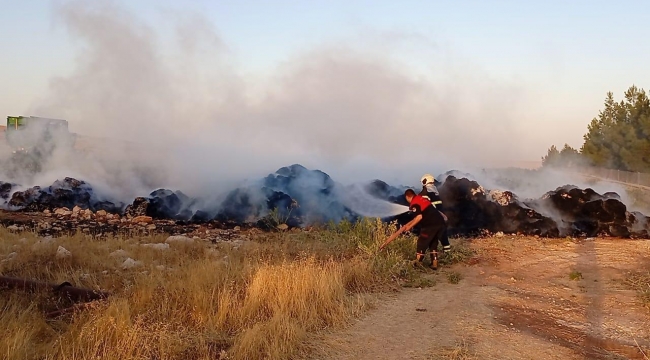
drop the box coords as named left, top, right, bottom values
left=1, top=0, right=650, bottom=188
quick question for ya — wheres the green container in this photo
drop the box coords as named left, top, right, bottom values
left=6, top=116, right=26, bottom=130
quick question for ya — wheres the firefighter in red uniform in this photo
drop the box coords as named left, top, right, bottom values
left=379, top=188, right=447, bottom=270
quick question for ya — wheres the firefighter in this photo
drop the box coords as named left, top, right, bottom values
left=380, top=189, right=447, bottom=270
left=419, top=174, right=451, bottom=253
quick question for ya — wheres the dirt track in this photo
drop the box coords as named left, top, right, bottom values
left=311, top=237, right=650, bottom=360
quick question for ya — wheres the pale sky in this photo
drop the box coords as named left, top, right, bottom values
left=2, top=0, right=649, bottom=172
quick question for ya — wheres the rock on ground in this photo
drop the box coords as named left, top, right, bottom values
left=141, top=243, right=170, bottom=250
left=165, top=235, right=194, bottom=244
left=121, top=257, right=143, bottom=269
left=55, top=246, right=72, bottom=259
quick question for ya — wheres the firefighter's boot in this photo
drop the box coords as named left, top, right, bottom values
left=413, top=252, right=425, bottom=268
left=429, top=251, right=439, bottom=270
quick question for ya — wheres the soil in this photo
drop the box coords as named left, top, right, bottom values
left=310, top=236, right=650, bottom=360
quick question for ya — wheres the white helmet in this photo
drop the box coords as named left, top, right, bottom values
left=421, top=174, right=435, bottom=185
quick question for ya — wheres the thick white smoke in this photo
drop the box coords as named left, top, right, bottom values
left=20, top=1, right=523, bottom=189
left=0, top=0, right=639, bottom=215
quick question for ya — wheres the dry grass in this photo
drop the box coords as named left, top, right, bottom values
left=626, top=271, right=650, bottom=310
left=429, top=339, right=476, bottom=360
left=0, top=218, right=427, bottom=360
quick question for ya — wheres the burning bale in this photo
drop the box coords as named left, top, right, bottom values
left=1, top=164, right=649, bottom=239
left=525, top=185, right=645, bottom=238
left=628, top=211, right=650, bottom=238
left=382, top=175, right=559, bottom=237
left=365, top=175, right=649, bottom=238
left=0, top=181, right=14, bottom=202
left=260, top=164, right=356, bottom=225
left=6, top=177, right=122, bottom=213
left=124, top=189, right=195, bottom=221
left=435, top=176, right=559, bottom=237
left=216, top=164, right=357, bottom=228
left=363, top=180, right=409, bottom=206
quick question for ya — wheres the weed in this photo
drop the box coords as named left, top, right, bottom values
left=569, top=270, right=583, bottom=281
left=440, top=240, right=475, bottom=266
left=262, top=207, right=294, bottom=229
left=447, top=271, right=463, bottom=284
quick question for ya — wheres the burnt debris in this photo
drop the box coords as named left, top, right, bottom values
left=1, top=165, right=649, bottom=238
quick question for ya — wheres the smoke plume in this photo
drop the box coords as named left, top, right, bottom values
left=0, top=0, right=636, bottom=214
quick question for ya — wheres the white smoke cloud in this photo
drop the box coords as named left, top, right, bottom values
left=0, top=0, right=635, bottom=214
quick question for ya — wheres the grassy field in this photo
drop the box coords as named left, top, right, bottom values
left=0, top=219, right=468, bottom=360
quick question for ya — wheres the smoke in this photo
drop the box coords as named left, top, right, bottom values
left=0, top=0, right=639, bottom=215
left=19, top=2, right=519, bottom=185
left=341, top=184, right=410, bottom=218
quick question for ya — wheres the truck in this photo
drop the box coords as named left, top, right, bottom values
left=3, top=116, right=77, bottom=178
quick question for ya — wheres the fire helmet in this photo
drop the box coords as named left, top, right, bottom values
left=421, top=174, right=435, bottom=185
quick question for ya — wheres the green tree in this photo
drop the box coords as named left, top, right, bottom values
left=559, top=144, right=582, bottom=167
left=581, top=92, right=617, bottom=167
left=565, top=85, right=650, bottom=172
left=542, top=145, right=560, bottom=167
left=542, top=144, right=582, bottom=168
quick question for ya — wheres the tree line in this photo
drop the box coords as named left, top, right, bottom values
left=543, top=85, right=650, bottom=172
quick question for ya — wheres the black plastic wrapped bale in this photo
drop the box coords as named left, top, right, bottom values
left=527, top=185, right=634, bottom=237
left=148, top=189, right=183, bottom=218
left=146, top=189, right=195, bottom=220
left=437, top=177, right=560, bottom=237
left=263, top=164, right=344, bottom=224
left=191, top=210, right=213, bottom=223
left=218, top=164, right=356, bottom=227
left=8, top=186, right=42, bottom=210
left=438, top=176, right=494, bottom=236
left=218, top=187, right=301, bottom=227
left=486, top=189, right=559, bottom=236
left=216, top=187, right=269, bottom=224
left=2, top=165, right=650, bottom=238
left=91, top=200, right=123, bottom=214
left=8, top=178, right=93, bottom=212
left=628, top=211, right=650, bottom=238
left=0, top=182, right=14, bottom=201
left=364, top=179, right=410, bottom=206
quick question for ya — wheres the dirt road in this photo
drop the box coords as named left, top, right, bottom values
left=312, top=237, right=650, bottom=360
